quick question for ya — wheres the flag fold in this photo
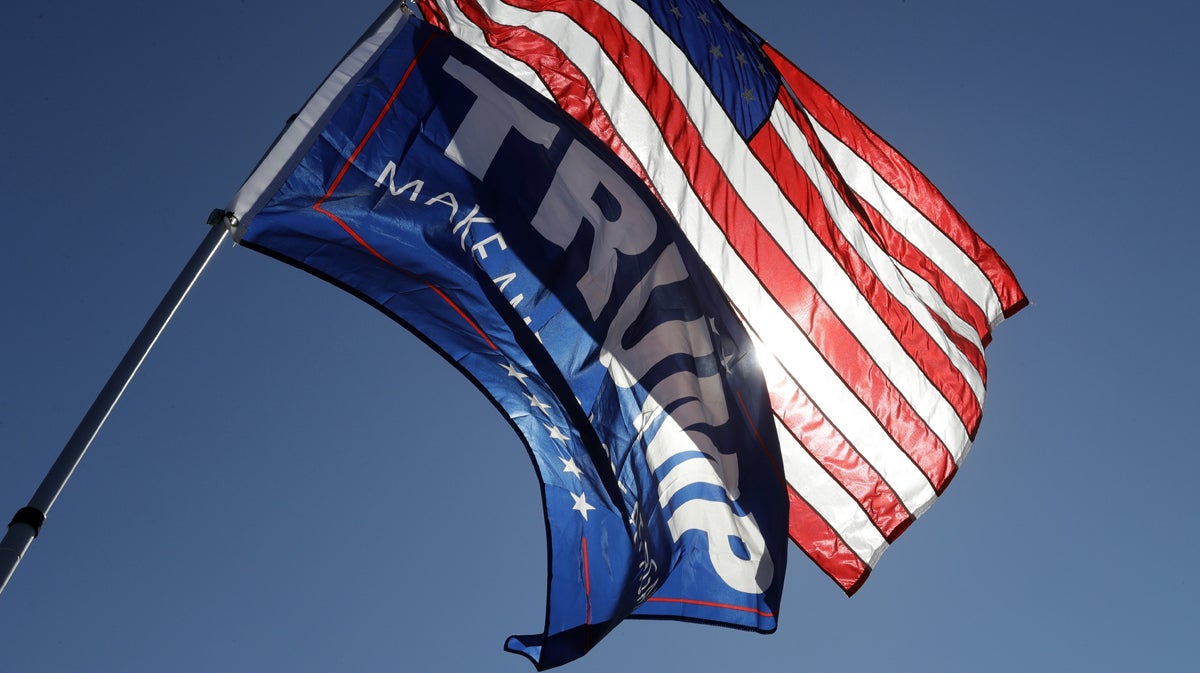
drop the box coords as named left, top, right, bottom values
left=417, top=0, right=1027, bottom=593
left=225, top=7, right=787, bottom=669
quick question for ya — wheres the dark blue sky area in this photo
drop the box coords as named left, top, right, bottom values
left=2, top=2, right=1196, bottom=671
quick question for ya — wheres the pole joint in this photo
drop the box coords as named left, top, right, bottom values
left=7, top=508, right=46, bottom=538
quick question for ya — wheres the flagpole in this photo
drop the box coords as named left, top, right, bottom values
left=0, top=220, right=230, bottom=596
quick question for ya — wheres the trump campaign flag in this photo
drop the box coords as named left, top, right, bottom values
left=418, top=0, right=1028, bottom=594
left=219, top=5, right=787, bottom=669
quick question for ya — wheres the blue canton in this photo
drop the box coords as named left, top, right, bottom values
left=633, top=0, right=780, bottom=138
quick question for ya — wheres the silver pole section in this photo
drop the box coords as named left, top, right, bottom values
left=0, top=221, right=230, bottom=596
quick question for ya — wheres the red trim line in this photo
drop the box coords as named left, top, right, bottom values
left=582, top=535, right=592, bottom=651
left=644, top=596, right=775, bottom=619
left=734, top=390, right=786, bottom=484
left=310, top=31, right=498, bottom=351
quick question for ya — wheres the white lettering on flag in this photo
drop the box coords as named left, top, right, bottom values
left=439, top=52, right=773, bottom=597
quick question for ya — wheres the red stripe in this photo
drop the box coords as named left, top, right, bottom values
left=418, top=1, right=450, bottom=30
left=426, top=0, right=1028, bottom=596
left=749, top=113, right=983, bottom=435
left=927, top=305, right=987, bottom=390
left=770, top=65, right=994, bottom=354
left=745, top=358, right=911, bottom=585
left=850, top=176, right=993, bottom=351
left=786, top=484, right=871, bottom=594
left=312, top=31, right=498, bottom=351
left=479, top=0, right=958, bottom=492
left=765, top=43, right=1028, bottom=321
left=769, top=88, right=990, bottom=379
left=737, top=387, right=887, bottom=598
left=771, top=75, right=997, bottom=399
left=744, top=323, right=912, bottom=568
left=430, top=0, right=878, bottom=592
left=846, top=187, right=990, bottom=379
left=762, top=357, right=913, bottom=541
left=423, top=0, right=655, bottom=192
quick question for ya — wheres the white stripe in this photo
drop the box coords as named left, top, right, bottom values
left=896, top=263, right=987, bottom=366
left=432, top=0, right=555, bottom=99
left=768, top=104, right=987, bottom=418
left=450, top=0, right=950, bottom=507
left=757, top=346, right=937, bottom=527
left=773, top=418, right=888, bottom=566
left=466, top=0, right=973, bottom=462
left=545, top=0, right=975, bottom=454
left=807, top=118, right=1007, bottom=325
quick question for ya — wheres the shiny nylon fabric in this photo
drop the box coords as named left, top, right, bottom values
left=234, top=15, right=786, bottom=670
left=417, top=0, right=1027, bottom=593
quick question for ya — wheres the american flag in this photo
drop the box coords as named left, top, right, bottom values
left=417, top=0, right=1027, bottom=594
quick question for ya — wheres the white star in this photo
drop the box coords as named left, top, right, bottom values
left=709, top=44, right=723, bottom=59
left=723, top=19, right=735, bottom=32
left=722, top=348, right=738, bottom=373
left=544, top=423, right=569, bottom=443
left=735, top=51, right=749, bottom=66
left=741, top=88, right=755, bottom=102
left=560, top=457, right=584, bottom=479
left=571, top=492, right=596, bottom=520
left=500, top=361, right=529, bottom=385
left=525, top=392, right=551, bottom=414
left=697, top=11, right=711, bottom=24
left=669, top=4, right=682, bottom=19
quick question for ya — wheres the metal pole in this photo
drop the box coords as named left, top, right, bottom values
left=0, top=221, right=230, bottom=596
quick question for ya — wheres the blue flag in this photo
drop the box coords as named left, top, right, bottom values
left=223, top=8, right=786, bottom=669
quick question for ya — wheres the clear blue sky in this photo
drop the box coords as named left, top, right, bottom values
left=2, top=1, right=1195, bottom=671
